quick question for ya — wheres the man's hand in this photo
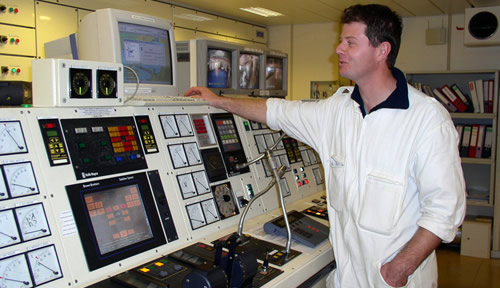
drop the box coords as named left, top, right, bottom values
left=380, top=261, right=409, bottom=287
left=185, top=86, right=224, bottom=108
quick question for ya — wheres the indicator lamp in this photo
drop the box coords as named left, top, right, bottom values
left=11, top=68, right=16, bottom=73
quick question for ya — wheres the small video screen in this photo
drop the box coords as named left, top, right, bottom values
left=207, top=49, right=232, bottom=88
left=239, top=53, right=260, bottom=89
left=265, top=57, right=283, bottom=90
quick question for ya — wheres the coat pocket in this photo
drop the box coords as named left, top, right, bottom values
left=358, top=174, right=404, bottom=235
left=328, top=155, right=345, bottom=212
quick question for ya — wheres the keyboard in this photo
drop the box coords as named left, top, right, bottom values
left=125, top=95, right=208, bottom=106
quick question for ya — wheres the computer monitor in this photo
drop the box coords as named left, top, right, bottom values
left=78, top=8, right=178, bottom=98
left=66, top=172, right=166, bottom=271
left=264, top=50, right=288, bottom=97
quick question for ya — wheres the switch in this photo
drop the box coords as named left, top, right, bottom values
left=1, top=66, right=8, bottom=74
left=0, top=35, right=7, bottom=43
left=0, top=5, right=6, bottom=12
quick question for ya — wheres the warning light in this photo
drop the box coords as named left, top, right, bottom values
left=16, top=68, right=20, bottom=73
left=44, top=123, right=57, bottom=129
left=14, top=8, right=18, bottom=13
left=11, top=68, right=16, bottom=73
left=15, top=38, right=19, bottom=44
left=139, top=119, right=148, bottom=124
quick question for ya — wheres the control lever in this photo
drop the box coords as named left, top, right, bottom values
left=235, top=132, right=293, bottom=259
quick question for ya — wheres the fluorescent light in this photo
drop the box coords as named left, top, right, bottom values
left=240, top=7, right=283, bottom=17
left=174, top=14, right=213, bottom=22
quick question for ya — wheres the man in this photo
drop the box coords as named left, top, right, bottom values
left=185, top=4, right=466, bottom=287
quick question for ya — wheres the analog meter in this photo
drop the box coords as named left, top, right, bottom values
left=15, top=203, right=51, bottom=241
left=27, top=245, right=63, bottom=286
left=0, top=254, right=32, bottom=288
left=0, top=121, right=28, bottom=155
left=186, top=202, right=205, bottom=230
left=3, top=162, right=39, bottom=198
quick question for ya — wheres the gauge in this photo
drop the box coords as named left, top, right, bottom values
left=97, top=70, right=117, bottom=98
left=175, top=114, right=193, bottom=137
left=213, top=183, right=238, bottom=219
left=70, top=68, right=92, bottom=98
left=0, top=209, right=21, bottom=248
left=3, top=162, right=39, bottom=198
left=0, top=171, right=8, bottom=201
left=201, top=198, right=219, bottom=224
left=168, top=144, right=188, bottom=169
left=0, top=121, right=28, bottom=155
left=27, top=245, right=63, bottom=286
left=0, top=253, right=32, bottom=288
left=254, top=134, right=266, bottom=153
left=15, top=203, right=51, bottom=242
left=192, top=171, right=210, bottom=195
left=159, top=115, right=180, bottom=138
left=184, top=142, right=202, bottom=166
left=177, top=174, right=197, bottom=199
left=279, top=178, right=291, bottom=197
left=301, top=150, right=311, bottom=166
left=186, top=202, right=206, bottom=230
left=308, top=150, right=318, bottom=164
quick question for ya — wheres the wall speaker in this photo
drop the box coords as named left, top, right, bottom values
left=465, top=6, right=500, bottom=46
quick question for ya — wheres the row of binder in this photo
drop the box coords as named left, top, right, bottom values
left=456, top=124, right=493, bottom=158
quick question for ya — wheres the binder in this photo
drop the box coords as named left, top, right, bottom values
left=487, top=79, right=494, bottom=113
left=441, top=84, right=468, bottom=112
left=456, top=124, right=464, bottom=148
left=468, top=81, right=480, bottom=113
left=461, top=125, right=472, bottom=157
left=432, top=88, right=458, bottom=112
left=483, top=126, right=493, bottom=158
left=474, top=79, right=485, bottom=112
left=468, top=124, right=480, bottom=158
left=475, top=125, right=486, bottom=158
left=423, top=84, right=434, bottom=97
left=451, top=84, right=474, bottom=112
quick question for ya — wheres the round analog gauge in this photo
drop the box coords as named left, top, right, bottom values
left=0, top=209, right=21, bottom=248
left=71, top=70, right=91, bottom=97
left=27, top=245, right=63, bottom=286
left=0, top=121, right=27, bottom=155
left=160, top=115, right=179, bottom=138
left=177, top=174, right=197, bottom=199
left=0, top=253, right=32, bottom=288
left=3, top=162, right=39, bottom=198
left=186, top=203, right=206, bottom=230
left=201, top=199, right=219, bottom=224
left=98, top=72, right=116, bottom=98
left=175, top=114, right=194, bottom=137
left=168, top=144, right=188, bottom=169
left=0, top=171, right=8, bottom=201
left=184, top=143, right=201, bottom=166
left=213, top=183, right=238, bottom=219
left=192, top=171, right=210, bottom=195
left=15, top=203, right=51, bottom=242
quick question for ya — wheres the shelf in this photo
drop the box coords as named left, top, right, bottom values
left=450, top=113, right=496, bottom=119
left=461, top=158, right=494, bottom=165
left=467, top=199, right=493, bottom=207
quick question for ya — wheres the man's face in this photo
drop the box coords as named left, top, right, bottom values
left=336, top=22, right=379, bottom=82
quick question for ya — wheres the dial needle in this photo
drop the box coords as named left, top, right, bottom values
left=37, top=261, right=59, bottom=275
left=5, top=129, right=24, bottom=150
left=0, top=276, right=30, bottom=285
left=166, top=121, right=178, bottom=135
left=0, top=231, right=17, bottom=240
left=195, top=178, right=208, bottom=191
left=25, top=228, right=47, bottom=234
left=12, top=183, right=36, bottom=191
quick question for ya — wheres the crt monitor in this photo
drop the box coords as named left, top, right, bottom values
left=264, top=50, right=288, bottom=97
left=78, top=8, right=178, bottom=98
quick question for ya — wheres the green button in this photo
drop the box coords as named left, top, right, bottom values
left=82, top=158, right=90, bottom=164
left=101, top=141, right=107, bottom=146
left=79, top=143, right=86, bottom=149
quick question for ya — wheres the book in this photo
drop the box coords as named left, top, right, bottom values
left=456, top=124, right=464, bottom=149
left=460, top=125, right=472, bottom=157
left=423, top=84, right=434, bottom=97
left=468, top=124, right=480, bottom=158
left=441, top=84, right=468, bottom=112
left=468, top=81, right=480, bottom=113
left=432, top=88, right=458, bottom=112
left=451, top=84, right=474, bottom=112
left=487, top=79, right=494, bottom=113
left=475, top=125, right=486, bottom=158
left=483, top=126, right=493, bottom=158
left=475, top=79, right=485, bottom=113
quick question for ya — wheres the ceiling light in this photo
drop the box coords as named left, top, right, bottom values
left=240, top=7, right=283, bottom=17
left=174, top=14, right=213, bottom=22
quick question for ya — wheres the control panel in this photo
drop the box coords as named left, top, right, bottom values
left=0, top=102, right=326, bottom=288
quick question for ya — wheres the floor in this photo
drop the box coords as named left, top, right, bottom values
left=437, top=247, right=500, bottom=288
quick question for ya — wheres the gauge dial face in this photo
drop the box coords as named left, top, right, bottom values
left=0, top=171, right=8, bottom=201
left=213, top=183, right=238, bottom=219
left=186, top=203, right=205, bottom=230
left=184, top=143, right=201, bottom=166
left=160, top=115, right=180, bottom=138
left=0, top=121, right=28, bottom=155
left=0, top=209, right=21, bottom=248
left=177, top=174, right=197, bottom=199
left=201, top=198, right=219, bottom=224
left=192, top=171, right=210, bottom=195
left=0, top=254, right=32, bottom=288
left=70, top=69, right=92, bottom=98
left=168, top=144, right=188, bottom=169
left=175, top=114, right=194, bottom=137
left=3, top=162, right=39, bottom=198
left=98, top=71, right=117, bottom=98
left=15, top=203, right=51, bottom=242
left=27, top=245, right=63, bottom=286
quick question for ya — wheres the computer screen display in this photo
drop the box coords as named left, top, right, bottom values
left=239, top=53, right=260, bottom=89
left=207, top=49, right=232, bottom=88
left=265, top=57, right=283, bottom=90
left=119, top=22, right=173, bottom=85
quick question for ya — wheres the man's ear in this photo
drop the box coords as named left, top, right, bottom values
left=377, top=41, right=392, bottom=61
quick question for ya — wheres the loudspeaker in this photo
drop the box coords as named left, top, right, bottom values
left=465, top=6, right=500, bottom=46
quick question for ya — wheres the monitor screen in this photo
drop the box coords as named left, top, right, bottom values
left=239, top=53, right=260, bottom=89
left=207, top=49, right=232, bottom=88
left=265, top=57, right=283, bottom=90
left=119, top=22, right=173, bottom=85
left=67, top=172, right=166, bottom=271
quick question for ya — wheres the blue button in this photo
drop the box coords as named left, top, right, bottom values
left=115, top=156, right=123, bottom=162
left=130, top=154, right=137, bottom=160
